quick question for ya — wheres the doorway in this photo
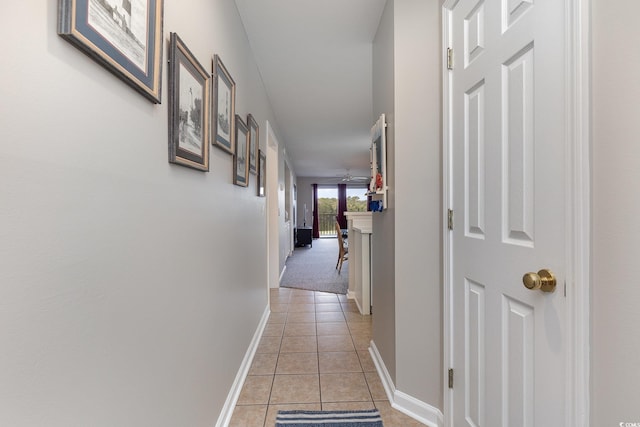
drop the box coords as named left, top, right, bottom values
left=266, top=121, right=280, bottom=289
left=442, top=0, right=590, bottom=425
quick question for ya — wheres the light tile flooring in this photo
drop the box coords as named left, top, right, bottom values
left=229, top=287, right=425, bottom=427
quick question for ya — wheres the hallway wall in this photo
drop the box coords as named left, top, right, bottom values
left=0, top=1, right=284, bottom=426
left=372, top=0, right=397, bottom=385
left=371, top=0, right=443, bottom=411
left=393, top=0, right=442, bottom=408
left=591, top=0, right=640, bottom=424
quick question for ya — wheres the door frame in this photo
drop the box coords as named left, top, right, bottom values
left=441, top=1, right=591, bottom=426
left=266, top=120, right=281, bottom=290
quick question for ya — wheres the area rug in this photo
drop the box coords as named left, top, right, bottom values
left=275, top=409, right=383, bottom=426
left=280, top=238, right=348, bottom=295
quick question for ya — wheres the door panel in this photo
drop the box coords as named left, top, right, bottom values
left=451, top=0, right=566, bottom=425
left=465, top=279, right=485, bottom=427
left=465, top=81, right=486, bottom=239
left=502, top=44, right=535, bottom=246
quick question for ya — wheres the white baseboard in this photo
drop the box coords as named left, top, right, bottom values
left=347, top=290, right=356, bottom=300
left=393, top=390, right=444, bottom=427
left=369, top=341, right=444, bottom=427
left=215, top=306, right=270, bottom=427
left=369, top=341, right=395, bottom=402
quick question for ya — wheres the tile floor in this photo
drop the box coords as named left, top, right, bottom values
left=229, top=287, right=425, bottom=427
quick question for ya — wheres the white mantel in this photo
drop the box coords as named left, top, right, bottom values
left=344, top=212, right=373, bottom=315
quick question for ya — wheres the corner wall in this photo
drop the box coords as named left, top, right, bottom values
left=0, top=0, right=283, bottom=425
left=372, top=0, right=397, bottom=384
left=393, top=0, right=443, bottom=408
left=371, top=0, right=443, bottom=415
left=591, top=0, right=640, bottom=424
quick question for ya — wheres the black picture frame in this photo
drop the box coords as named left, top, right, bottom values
left=168, top=32, right=210, bottom=171
left=247, top=114, right=259, bottom=175
left=58, top=0, right=164, bottom=103
left=257, top=149, right=266, bottom=197
left=211, top=55, right=236, bottom=154
left=234, top=115, right=249, bottom=186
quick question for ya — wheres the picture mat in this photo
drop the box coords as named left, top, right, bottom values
left=216, top=75, right=232, bottom=143
left=178, top=62, right=204, bottom=156
left=87, top=0, right=148, bottom=71
left=58, top=0, right=163, bottom=102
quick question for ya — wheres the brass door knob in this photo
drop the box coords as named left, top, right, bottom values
left=522, top=269, right=556, bottom=292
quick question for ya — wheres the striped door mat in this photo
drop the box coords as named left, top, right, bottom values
left=275, top=409, right=383, bottom=426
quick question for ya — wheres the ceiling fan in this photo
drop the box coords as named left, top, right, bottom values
left=340, top=171, right=370, bottom=182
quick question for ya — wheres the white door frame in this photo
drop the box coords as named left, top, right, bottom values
left=266, top=120, right=281, bottom=290
left=441, top=1, right=591, bottom=426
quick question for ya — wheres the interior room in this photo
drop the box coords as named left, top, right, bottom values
left=1, top=0, right=639, bottom=426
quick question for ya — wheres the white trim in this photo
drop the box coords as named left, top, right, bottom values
left=215, top=306, right=270, bottom=427
left=347, top=290, right=356, bottom=300
left=565, top=0, right=591, bottom=425
left=369, top=341, right=395, bottom=402
left=369, top=341, right=444, bottom=427
left=278, top=264, right=287, bottom=284
left=440, top=1, right=591, bottom=426
left=441, top=4, right=455, bottom=427
left=394, top=391, right=444, bottom=427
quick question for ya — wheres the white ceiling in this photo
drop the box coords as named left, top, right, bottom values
left=234, top=0, right=387, bottom=179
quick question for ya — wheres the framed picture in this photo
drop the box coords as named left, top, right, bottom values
left=247, top=114, right=259, bottom=175
left=211, top=55, right=236, bottom=154
left=168, top=33, right=210, bottom=171
left=257, top=149, right=266, bottom=197
left=234, top=115, right=249, bottom=186
left=58, top=0, right=164, bottom=103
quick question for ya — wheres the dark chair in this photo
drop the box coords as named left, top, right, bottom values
left=335, top=222, right=348, bottom=273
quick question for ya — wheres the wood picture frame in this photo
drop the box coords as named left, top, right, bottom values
left=257, top=149, right=266, bottom=197
left=168, top=32, right=210, bottom=171
left=247, top=114, right=259, bottom=175
left=211, top=55, right=236, bottom=154
left=58, top=0, right=164, bottom=103
left=233, top=115, right=249, bottom=186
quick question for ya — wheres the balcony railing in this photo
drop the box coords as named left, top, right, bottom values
left=318, top=213, right=338, bottom=237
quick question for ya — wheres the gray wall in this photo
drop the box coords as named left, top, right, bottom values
left=0, top=0, right=283, bottom=425
left=296, top=178, right=316, bottom=229
left=372, top=0, right=397, bottom=384
left=591, top=0, right=640, bottom=424
left=393, top=0, right=443, bottom=407
left=371, top=0, right=442, bottom=409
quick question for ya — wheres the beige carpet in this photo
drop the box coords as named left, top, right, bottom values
left=280, top=238, right=348, bottom=294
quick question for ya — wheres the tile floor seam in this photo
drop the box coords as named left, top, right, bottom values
left=252, top=286, right=419, bottom=427
left=314, top=314, right=323, bottom=407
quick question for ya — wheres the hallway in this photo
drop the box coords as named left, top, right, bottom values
left=229, top=287, right=424, bottom=426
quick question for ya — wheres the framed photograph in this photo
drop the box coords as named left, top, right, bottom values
left=58, top=0, right=164, bottom=103
left=211, top=55, right=236, bottom=154
left=234, top=115, right=249, bottom=186
left=168, top=33, right=210, bottom=171
left=247, top=114, right=259, bottom=175
left=257, top=149, right=266, bottom=197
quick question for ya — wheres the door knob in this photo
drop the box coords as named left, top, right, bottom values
left=522, top=269, right=556, bottom=292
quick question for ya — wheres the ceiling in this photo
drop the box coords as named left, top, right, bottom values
left=234, top=0, right=387, bottom=180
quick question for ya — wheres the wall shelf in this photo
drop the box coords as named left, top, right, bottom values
left=369, top=114, right=388, bottom=211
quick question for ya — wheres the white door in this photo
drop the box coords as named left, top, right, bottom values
left=449, top=0, right=566, bottom=425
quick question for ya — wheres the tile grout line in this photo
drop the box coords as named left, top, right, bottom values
left=315, top=293, right=324, bottom=410
left=261, top=292, right=289, bottom=427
